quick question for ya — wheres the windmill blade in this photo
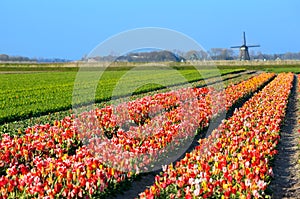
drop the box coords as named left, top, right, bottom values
left=231, top=46, right=241, bottom=48
left=243, top=32, right=246, bottom=45
left=248, top=45, right=260, bottom=48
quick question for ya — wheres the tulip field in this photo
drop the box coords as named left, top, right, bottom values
left=0, top=66, right=299, bottom=198
left=139, top=73, right=294, bottom=199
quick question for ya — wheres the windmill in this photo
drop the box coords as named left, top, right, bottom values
left=231, top=32, right=260, bottom=60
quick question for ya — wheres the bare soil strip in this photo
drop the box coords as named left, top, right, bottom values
left=269, top=75, right=300, bottom=198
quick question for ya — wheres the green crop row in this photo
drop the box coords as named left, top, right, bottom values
left=0, top=69, right=254, bottom=135
left=0, top=67, right=244, bottom=124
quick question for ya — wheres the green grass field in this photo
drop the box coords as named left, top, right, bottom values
left=1, top=61, right=299, bottom=125
left=0, top=64, right=243, bottom=124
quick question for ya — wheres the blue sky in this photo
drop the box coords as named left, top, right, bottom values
left=0, top=0, right=299, bottom=60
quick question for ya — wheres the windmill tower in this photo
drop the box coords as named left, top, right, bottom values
left=231, top=32, right=260, bottom=60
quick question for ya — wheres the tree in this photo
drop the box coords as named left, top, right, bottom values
left=0, top=54, right=9, bottom=61
left=208, top=48, right=235, bottom=60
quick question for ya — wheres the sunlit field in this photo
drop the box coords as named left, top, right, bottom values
left=0, top=62, right=299, bottom=198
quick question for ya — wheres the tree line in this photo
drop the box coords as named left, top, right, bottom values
left=0, top=54, right=33, bottom=62
left=84, top=49, right=300, bottom=62
left=0, top=54, right=70, bottom=62
left=2, top=50, right=300, bottom=63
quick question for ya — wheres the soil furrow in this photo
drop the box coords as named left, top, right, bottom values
left=268, top=75, right=300, bottom=199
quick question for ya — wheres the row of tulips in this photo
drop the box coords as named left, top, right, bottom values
left=0, top=87, right=211, bottom=178
left=74, top=73, right=275, bottom=172
left=97, top=86, right=211, bottom=131
left=94, top=72, right=275, bottom=142
left=0, top=73, right=274, bottom=198
left=0, top=117, right=129, bottom=199
left=94, top=72, right=274, bottom=139
left=92, top=87, right=211, bottom=139
left=138, top=72, right=294, bottom=199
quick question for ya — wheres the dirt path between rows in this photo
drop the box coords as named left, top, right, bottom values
left=269, top=75, right=300, bottom=198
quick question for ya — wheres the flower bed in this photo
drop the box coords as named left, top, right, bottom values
left=138, top=73, right=294, bottom=199
left=75, top=73, right=275, bottom=173
left=0, top=73, right=275, bottom=198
